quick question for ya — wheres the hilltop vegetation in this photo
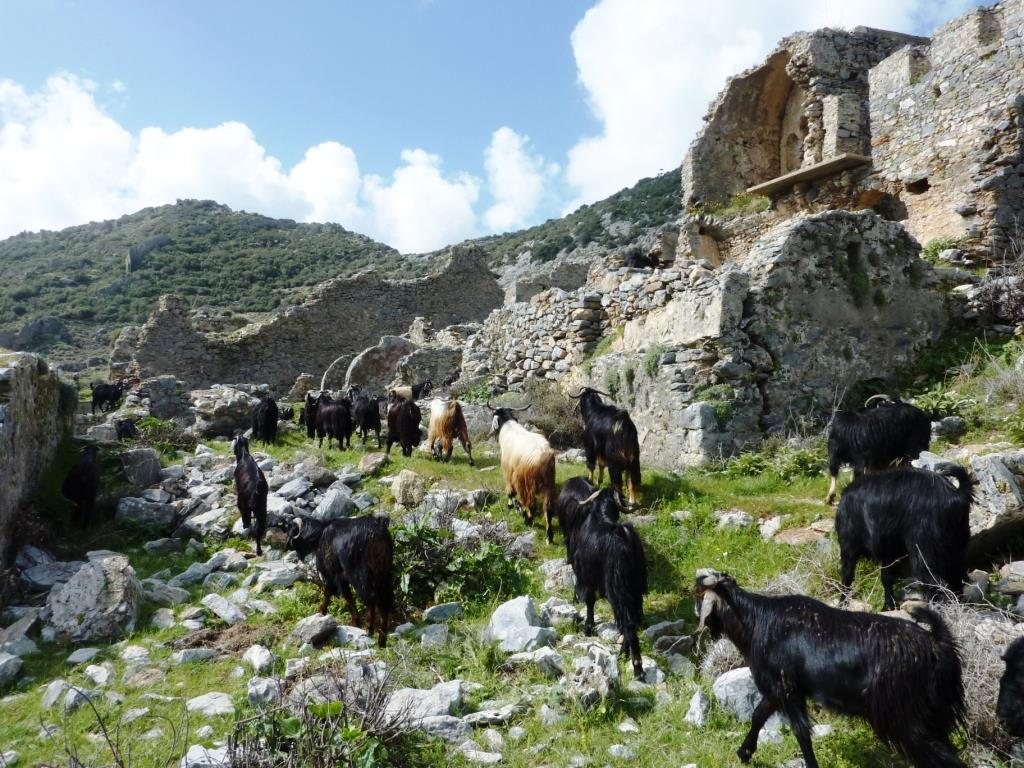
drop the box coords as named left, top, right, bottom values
left=0, top=199, right=417, bottom=337
left=438, top=168, right=681, bottom=266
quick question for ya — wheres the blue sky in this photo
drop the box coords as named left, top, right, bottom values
left=0, top=0, right=985, bottom=252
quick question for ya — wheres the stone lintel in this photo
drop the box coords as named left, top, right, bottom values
left=746, top=154, right=872, bottom=196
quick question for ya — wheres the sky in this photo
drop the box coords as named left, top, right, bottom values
left=0, top=0, right=986, bottom=253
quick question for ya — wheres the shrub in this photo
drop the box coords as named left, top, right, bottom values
left=391, top=520, right=528, bottom=612
left=520, top=378, right=584, bottom=449
left=921, top=235, right=964, bottom=263
left=643, top=344, right=670, bottom=377
left=134, top=416, right=197, bottom=458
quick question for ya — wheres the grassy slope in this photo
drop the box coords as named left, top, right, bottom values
left=1, top=422, right=940, bottom=768
left=0, top=199, right=414, bottom=343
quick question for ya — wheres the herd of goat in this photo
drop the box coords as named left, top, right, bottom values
left=59, top=377, right=1024, bottom=766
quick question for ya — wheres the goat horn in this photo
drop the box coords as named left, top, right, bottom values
left=485, top=400, right=496, bottom=411
left=588, top=388, right=613, bottom=398
left=864, top=394, right=892, bottom=406
left=580, top=490, right=602, bottom=505
left=509, top=402, right=532, bottom=412
left=568, top=389, right=584, bottom=399
left=294, top=517, right=303, bottom=533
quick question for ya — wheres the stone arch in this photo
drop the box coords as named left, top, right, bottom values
left=780, top=83, right=808, bottom=174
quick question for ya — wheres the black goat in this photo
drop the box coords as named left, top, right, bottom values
left=564, top=485, right=647, bottom=678
left=61, top=445, right=101, bottom=526
left=386, top=398, right=422, bottom=457
left=114, top=419, right=139, bottom=440
left=90, top=381, right=126, bottom=415
left=350, top=389, right=384, bottom=448
left=441, top=371, right=461, bottom=388
left=622, top=248, right=659, bottom=269
left=570, top=387, right=642, bottom=507
left=251, top=395, right=279, bottom=446
left=998, top=636, right=1024, bottom=737
left=695, top=570, right=967, bottom=768
left=286, top=514, right=394, bottom=648
left=836, top=464, right=975, bottom=610
left=305, top=392, right=353, bottom=450
left=826, top=394, right=931, bottom=504
left=556, top=476, right=598, bottom=561
left=233, top=435, right=268, bottom=556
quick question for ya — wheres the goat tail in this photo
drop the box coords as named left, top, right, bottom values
left=907, top=605, right=967, bottom=728
left=938, top=464, right=976, bottom=504
left=604, top=524, right=647, bottom=631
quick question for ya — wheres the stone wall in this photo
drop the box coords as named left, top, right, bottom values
left=682, top=27, right=925, bottom=207
left=868, top=0, right=1024, bottom=252
left=113, top=246, right=502, bottom=392
left=469, top=211, right=949, bottom=470
left=0, top=353, right=74, bottom=567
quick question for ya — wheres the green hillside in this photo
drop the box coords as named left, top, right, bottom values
left=432, top=167, right=681, bottom=264
left=0, top=168, right=681, bottom=361
left=0, top=199, right=419, bottom=335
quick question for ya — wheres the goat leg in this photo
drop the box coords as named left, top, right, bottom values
left=318, top=588, right=332, bottom=616
left=737, top=697, right=777, bottom=763
left=583, top=594, right=595, bottom=636
left=340, top=582, right=361, bottom=627
left=783, top=697, right=819, bottom=768
left=839, top=552, right=857, bottom=606
left=881, top=563, right=898, bottom=611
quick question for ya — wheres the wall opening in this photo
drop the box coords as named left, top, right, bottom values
left=905, top=178, right=930, bottom=195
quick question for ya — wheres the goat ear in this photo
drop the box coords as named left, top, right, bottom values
left=696, top=591, right=721, bottom=633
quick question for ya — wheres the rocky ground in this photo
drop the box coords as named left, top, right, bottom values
left=3, top=386, right=1024, bottom=767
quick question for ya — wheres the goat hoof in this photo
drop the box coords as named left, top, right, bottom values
left=736, top=747, right=753, bottom=764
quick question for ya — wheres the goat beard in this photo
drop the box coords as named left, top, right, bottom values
left=696, top=590, right=720, bottom=633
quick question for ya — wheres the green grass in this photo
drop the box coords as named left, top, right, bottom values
left=697, top=193, right=771, bottom=220
left=4, top=423, right=1000, bottom=768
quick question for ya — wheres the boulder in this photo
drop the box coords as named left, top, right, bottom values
left=290, top=614, right=338, bottom=647
left=21, top=559, right=86, bottom=593
left=180, top=745, right=231, bottom=768
left=358, top=453, right=390, bottom=475
left=310, top=488, right=356, bottom=521
left=967, top=450, right=1024, bottom=554
left=248, top=676, right=284, bottom=707
left=242, top=644, right=275, bottom=674
left=392, top=470, right=426, bottom=507
left=385, top=680, right=463, bottom=724
left=189, top=386, right=260, bottom=438
left=712, top=667, right=759, bottom=721
left=45, top=555, right=143, bottom=643
left=185, top=692, right=235, bottom=717
left=171, top=648, right=217, bottom=665
left=278, top=477, right=313, bottom=501
left=200, top=594, right=247, bottom=626
left=0, top=613, right=39, bottom=657
left=0, top=652, right=22, bottom=689
left=684, top=688, right=710, bottom=727
left=424, top=602, right=463, bottom=623
left=482, top=596, right=555, bottom=652
left=116, top=498, right=177, bottom=529
left=121, top=448, right=163, bottom=490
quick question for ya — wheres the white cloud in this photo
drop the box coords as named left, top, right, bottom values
left=483, top=126, right=552, bottom=233
left=363, top=149, right=481, bottom=254
left=565, top=0, right=980, bottom=207
left=0, top=73, right=483, bottom=252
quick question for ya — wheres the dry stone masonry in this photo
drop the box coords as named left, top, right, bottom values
left=0, top=353, right=73, bottom=569
left=112, top=246, right=502, bottom=392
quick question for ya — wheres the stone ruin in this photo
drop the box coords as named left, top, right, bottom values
left=461, top=0, right=1024, bottom=469
left=111, top=246, right=502, bottom=393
